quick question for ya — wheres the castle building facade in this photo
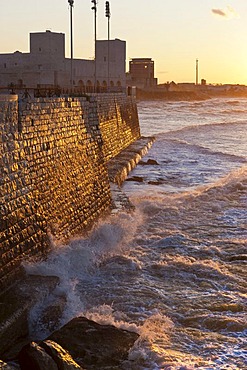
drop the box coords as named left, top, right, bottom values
left=0, top=30, right=126, bottom=91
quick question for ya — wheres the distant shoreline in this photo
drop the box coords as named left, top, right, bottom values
left=136, top=89, right=247, bottom=101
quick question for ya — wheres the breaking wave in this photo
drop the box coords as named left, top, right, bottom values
left=23, top=97, right=247, bottom=369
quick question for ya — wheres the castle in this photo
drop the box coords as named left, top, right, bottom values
left=0, top=30, right=126, bottom=91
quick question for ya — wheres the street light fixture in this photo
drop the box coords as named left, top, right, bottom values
left=91, top=0, right=97, bottom=92
left=68, top=0, right=74, bottom=92
left=105, top=2, right=110, bottom=36
left=105, top=1, right=111, bottom=91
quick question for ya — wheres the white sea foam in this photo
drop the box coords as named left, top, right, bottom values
left=23, top=98, right=247, bottom=368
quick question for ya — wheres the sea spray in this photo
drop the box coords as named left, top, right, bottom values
left=24, top=210, right=144, bottom=339
left=23, top=98, right=247, bottom=368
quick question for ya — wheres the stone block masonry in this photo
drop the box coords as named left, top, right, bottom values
left=0, top=93, right=141, bottom=290
left=97, top=94, right=140, bottom=161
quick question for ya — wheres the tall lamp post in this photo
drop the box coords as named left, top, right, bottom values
left=196, top=59, right=199, bottom=85
left=91, top=0, right=97, bottom=92
left=68, top=0, right=74, bottom=92
left=105, top=1, right=111, bottom=91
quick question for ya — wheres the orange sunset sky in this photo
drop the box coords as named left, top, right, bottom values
left=1, top=0, right=247, bottom=85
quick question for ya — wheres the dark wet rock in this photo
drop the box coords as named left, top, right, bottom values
left=40, top=340, right=82, bottom=369
left=125, top=176, right=143, bottom=182
left=19, top=340, right=83, bottom=370
left=38, top=296, right=67, bottom=333
left=0, top=275, right=59, bottom=359
left=18, top=341, right=58, bottom=370
left=148, top=180, right=163, bottom=185
left=48, top=316, right=139, bottom=369
left=140, top=159, right=159, bottom=166
left=0, top=360, right=20, bottom=369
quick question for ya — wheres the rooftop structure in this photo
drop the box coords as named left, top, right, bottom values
left=127, top=58, right=157, bottom=89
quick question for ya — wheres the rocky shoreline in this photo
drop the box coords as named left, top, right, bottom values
left=2, top=315, right=139, bottom=370
left=136, top=88, right=247, bottom=101
left=1, top=315, right=139, bottom=369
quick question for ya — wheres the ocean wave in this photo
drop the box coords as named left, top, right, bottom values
left=161, top=119, right=247, bottom=136
left=182, top=164, right=247, bottom=198
left=21, top=98, right=247, bottom=369
left=159, top=137, right=247, bottom=163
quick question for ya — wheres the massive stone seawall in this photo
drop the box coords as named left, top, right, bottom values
left=96, top=94, right=140, bottom=161
left=0, top=93, right=140, bottom=289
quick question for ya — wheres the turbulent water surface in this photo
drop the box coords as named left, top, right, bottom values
left=25, top=98, right=247, bottom=369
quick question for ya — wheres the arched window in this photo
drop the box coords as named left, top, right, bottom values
left=102, top=80, right=107, bottom=92
left=110, top=81, right=114, bottom=87
left=117, top=81, right=121, bottom=87
left=96, top=80, right=101, bottom=92
left=78, top=80, right=84, bottom=87
left=86, top=80, right=93, bottom=92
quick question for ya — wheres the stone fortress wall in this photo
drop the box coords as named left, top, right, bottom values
left=0, top=93, right=140, bottom=290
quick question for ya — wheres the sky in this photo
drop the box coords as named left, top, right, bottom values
left=1, top=0, right=247, bottom=85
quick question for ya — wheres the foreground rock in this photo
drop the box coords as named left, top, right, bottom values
left=19, top=340, right=82, bottom=370
left=0, top=360, right=20, bottom=369
left=0, top=275, right=59, bottom=360
left=16, top=317, right=139, bottom=370
left=41, top=341, right=82, bottom=370
left=47, top=316, right=139, bottom=369
left=19, top=342, right=58, bottom=370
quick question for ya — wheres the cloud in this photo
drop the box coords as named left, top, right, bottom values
left=211, top=5, right=239, bottom=19
left=212, top=8, right=226, bottom=17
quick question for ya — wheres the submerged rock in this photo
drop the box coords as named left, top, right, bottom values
left=148, top=180, right=163, bottom=185
left=125, top=176, right=144, bottom=182
left=48, top=316, right=139, bottom=369
left=140, top=158, right=159, bottom=166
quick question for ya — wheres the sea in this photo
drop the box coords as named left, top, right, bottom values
left=25, top=97, right=247, bottom=370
